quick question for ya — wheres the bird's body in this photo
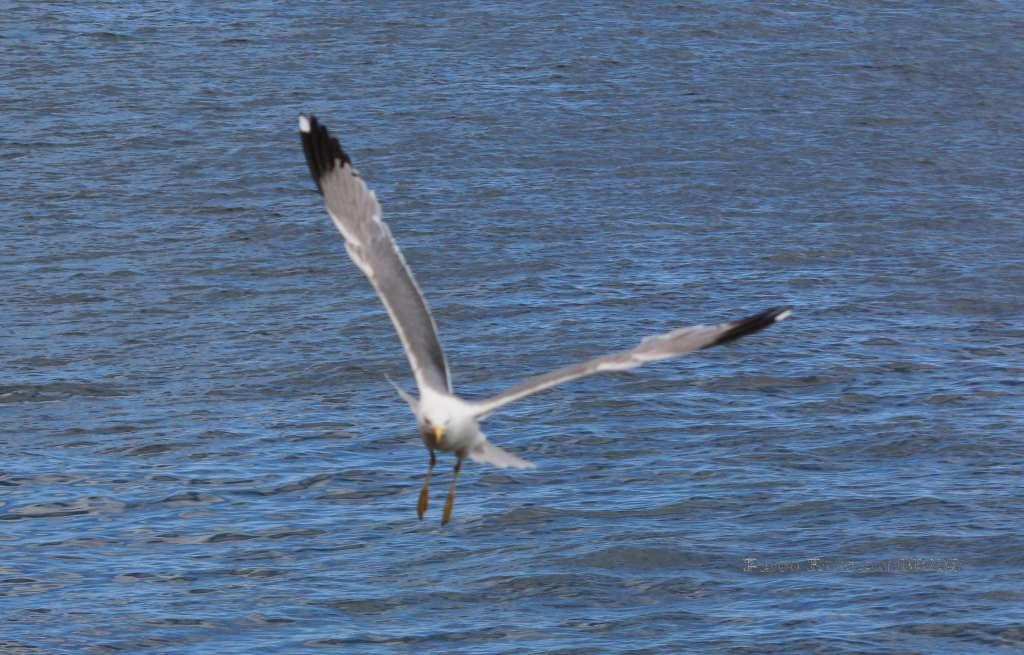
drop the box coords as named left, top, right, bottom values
left=299, top=114, right=791, bottom=525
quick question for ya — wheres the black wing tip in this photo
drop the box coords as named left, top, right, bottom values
left=706, top=306, right=792, bottom=348
left=298, top=114, right=352, bottom=193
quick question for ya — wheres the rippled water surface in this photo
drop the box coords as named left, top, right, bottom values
left=3, top=2, right=1024, bottom=653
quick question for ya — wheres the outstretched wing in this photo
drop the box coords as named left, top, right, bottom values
left=470, top=307, right=791, bottom=417
left=299, top=115, right=451, bottom=394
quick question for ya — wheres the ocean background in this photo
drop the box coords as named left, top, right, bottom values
left=3, top=1, right=1023, bottom=653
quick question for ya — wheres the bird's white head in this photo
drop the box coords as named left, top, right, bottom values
left=418, top=391, right=475, bottom=449
left=421, top=413, right=449, bottom=447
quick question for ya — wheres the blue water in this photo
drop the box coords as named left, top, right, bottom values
left=3, top=2, right=1023, bottom=653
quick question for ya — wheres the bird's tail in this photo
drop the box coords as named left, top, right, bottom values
left=469, top=441, right=536, bottom=469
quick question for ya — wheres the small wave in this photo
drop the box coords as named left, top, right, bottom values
left=158, top=491, right=224, bottom=507
left=0, top=381, right=126, bottom=403
left=568, top=545, right=701, bottom=572
left=122, top=442, right=192, bottom=457
left=0, top=499, right=102, bottom=521
left=246, top=473, right=333, bottom=497
left=893, top=622, right=1024, bottom=647
left=0, top=640, right=42, bottom=654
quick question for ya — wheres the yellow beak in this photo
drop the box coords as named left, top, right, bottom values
left=432, top=425, right=444, bottom=445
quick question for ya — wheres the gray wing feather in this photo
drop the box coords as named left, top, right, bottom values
left=470, top=307, right=791, bottom=417
left=300, top=115, right=451, bottom=394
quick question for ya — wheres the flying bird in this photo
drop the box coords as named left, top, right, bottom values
left=299, top=114, right=791, bottom=525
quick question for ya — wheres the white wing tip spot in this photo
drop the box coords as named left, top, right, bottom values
left=298, top=115, right=312, bottom=133
left=776, top=309, right=793, bottom=322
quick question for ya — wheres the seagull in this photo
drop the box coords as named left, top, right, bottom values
left=299, top=114, right=791, bottom=525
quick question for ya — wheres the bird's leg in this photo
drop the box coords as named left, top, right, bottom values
left=441, top=454, right=463, bottom=526
left=417, top=449, right=435, bottom=520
